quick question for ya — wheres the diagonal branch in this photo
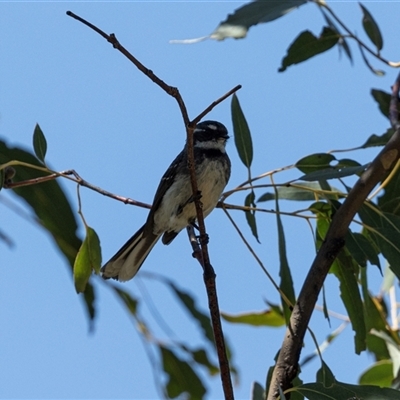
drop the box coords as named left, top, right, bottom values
left=267, top=72, right=400, bottom=399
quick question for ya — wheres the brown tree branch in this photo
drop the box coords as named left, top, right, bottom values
left=186, top=225, right=234, bottom=398
left=5, top=168, right=151, bottom=209
left=267, top=72, right=400, bottom=399
left=67, top=11, right=238, bottom=399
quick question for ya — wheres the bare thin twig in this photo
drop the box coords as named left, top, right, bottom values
left=5, top=168, right=151, bottom=209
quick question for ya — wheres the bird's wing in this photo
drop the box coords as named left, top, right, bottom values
left=143, top=149, right=185, bottom=237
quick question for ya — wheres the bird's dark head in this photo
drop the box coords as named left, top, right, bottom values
left=193, top=121, right=229, bottom=151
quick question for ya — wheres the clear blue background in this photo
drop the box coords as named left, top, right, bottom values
left=1, top=1, right=398, bottom=399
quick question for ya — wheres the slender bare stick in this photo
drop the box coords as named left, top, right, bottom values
left=5, top=168, right=151, bottom=209
left=267, top=72, right=400, bottom=399
left=187, top=226, right=234, bottom=399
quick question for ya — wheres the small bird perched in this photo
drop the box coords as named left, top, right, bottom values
left=101, top=120, right=231, bottom=282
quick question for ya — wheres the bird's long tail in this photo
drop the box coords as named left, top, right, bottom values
left=101, top=224, right=160, bottom=281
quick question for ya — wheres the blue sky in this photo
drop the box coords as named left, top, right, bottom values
left=1, top=1, right=399, bottom=399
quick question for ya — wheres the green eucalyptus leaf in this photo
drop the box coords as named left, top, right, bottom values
left=258, top=182, right=337, bottom=202
left=361, top=128, right=394, bottom=149
left=338, top=36, right=353, bottom=64
left=345, top=230, right=380, bottom=269
left=251, top=382, right=265, bottom=400
left=210, top=0, right=308, bottom=40
left=321, top=9, right=353, bottom=64
left=231, top=93, right=253, bottom=168
left=113, top=287, right=138, bottom=315
left=32, top=123, right=47, bottom=163
left=73, top=226, right=101, bottom=293
left=358, top=203, right=400, bottom=280
left=189, top=348, right=219, bottom=376
left=295, top=153, right=336, bottom=174
left=334, top=253, right=366, bottom=354
left=221, top=308, right=285, bottom=327
left=279, top=27, right=339, bottom=72
left=360, top=268, right=391, bottom=360
left=358, top=42, right=385, bottom=76
left=360, top=3, right=383, bottom=51
left=359, top=360, right=394, bottom=387
left=316, top=362, right=336, bottom=386
left=299, top=164, right=367, bottom=182
left=371, top=89, right=391, bottom=119
left=83, top=283, right=96, bottom=331
left=276, top=196, right=295, bottom=323
left=378, top=167, right=400, bottom=216
left=245, top=191, right=260, bottom=242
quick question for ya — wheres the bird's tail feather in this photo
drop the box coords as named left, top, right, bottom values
left=101, top=224, right=160, bottom=281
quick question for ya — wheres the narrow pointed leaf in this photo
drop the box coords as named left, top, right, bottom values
left=361, top=128, right=394, bottom=149
left=378, top=167, right=400, bottom=216
left=360, top=3, right=383, bottom=51
left=258, top=182, right=337, bottom=202
left=32, top=123, right=47, bottom=163
left=73, top=227, right=101, bottom=293
left=276, top=196, right=295, bottom=323
left=359, top=360, right=394, bottom=387
left=358, top=42, right=385, bottom=76
left=299, top=164, right=367, bottom=182
left=83, top=283, right=96, bottom=331
left=358, top=203, right=400, bottom=280
left=334, top=253, right=366, bottom=354
left=371, top=89, right=391, bottom=119
left=295, top=153, right=336, bottom=174
left=210, top=0, right=307, bottom=40
left=188, top=348, right=219, bottom=376
left=231, top=93, right=253, bottom=168
left=317, top=362, right=336, bottom=386
left=245, top=191, right=260, bottom=242
left=221, top=308, right=285, bottom=327
left=114, top=287, right=138, bottom=315
left=338, top=36, right=353, bottom=64
left=279, top=27, right=339, bottom=72
left=345, top=230, right=380, bottom=269
left=251, top=382, right=265, bottom=400
left=360, top=268, right=391, bottom=360
left=321, top=9, right=353, bottom=64
left=370, top=330, right=400, bottom=375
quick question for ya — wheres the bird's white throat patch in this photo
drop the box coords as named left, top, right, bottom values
left=194, top=139, right=226, bottom=153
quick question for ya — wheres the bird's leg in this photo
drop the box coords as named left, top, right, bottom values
left=190, top=221, right=209, bottom=245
